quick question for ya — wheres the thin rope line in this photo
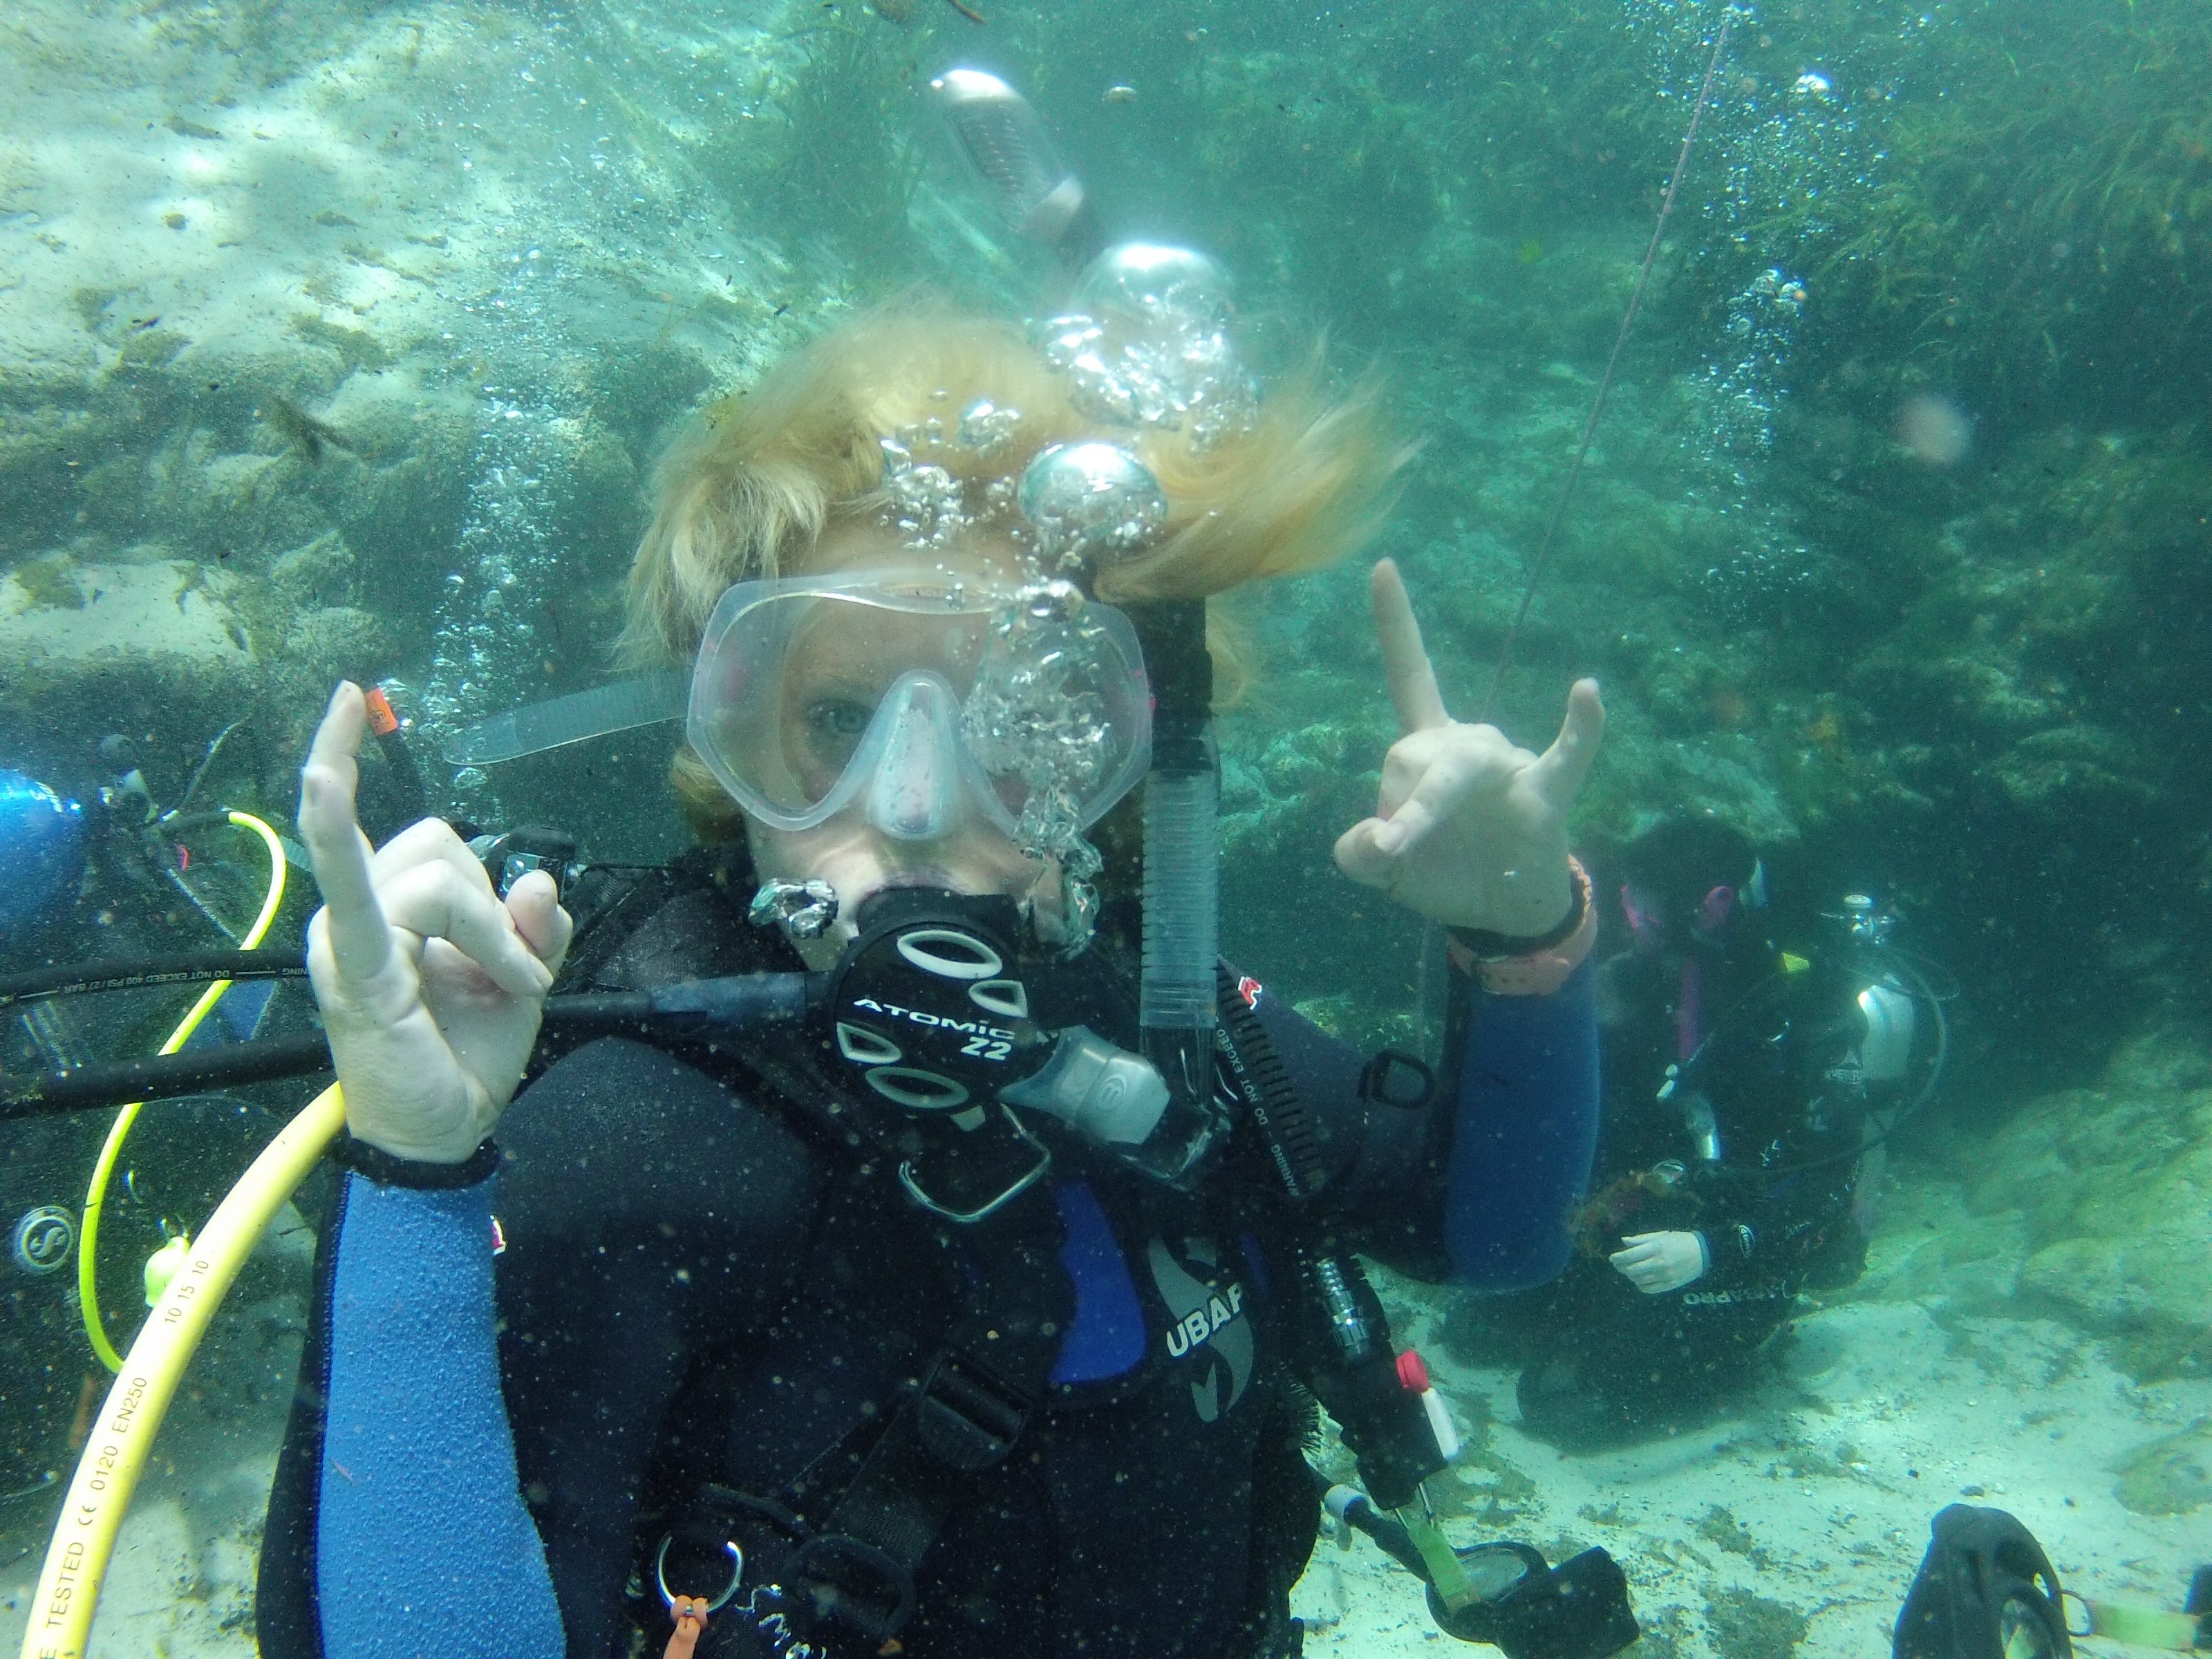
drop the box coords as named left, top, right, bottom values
left=1478, top=5, right=1738, bottom=721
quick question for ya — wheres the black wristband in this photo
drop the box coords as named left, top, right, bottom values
left=328, top=1131, right=500, bottom=1190
left=1447, top=861, right=1591, bottom=961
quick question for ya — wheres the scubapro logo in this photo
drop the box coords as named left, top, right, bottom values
left=12, top=1206, right=76, bottom=1274
left=1146, top=1236, right=1254, bottom=1423
left=1164, top=1282, right=1245, bottom=1360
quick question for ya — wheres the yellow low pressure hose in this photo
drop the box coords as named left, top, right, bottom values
left=77, top=810, right=288, bottom=1371
left=23, top=1083, right=346, bottom=1659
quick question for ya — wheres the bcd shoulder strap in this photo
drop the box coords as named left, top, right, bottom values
left=749, top=1184, right=1072, bottom=1652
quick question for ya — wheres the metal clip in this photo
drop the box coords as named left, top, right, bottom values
left=897, top=1109, right=1052, bottom=1225
left=749, top=878, right=839, bottom=940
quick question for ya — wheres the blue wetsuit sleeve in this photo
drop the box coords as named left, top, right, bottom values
left=1439, top=959, right=1600, bottom=1290
left=317, top=1171, right=563, bottom=1657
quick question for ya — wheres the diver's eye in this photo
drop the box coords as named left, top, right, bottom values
left=803, top=697, right=874, bottom=747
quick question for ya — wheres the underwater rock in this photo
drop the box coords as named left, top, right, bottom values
left=0, top=556, right=248, bottom=667
left=2114, top=1423, right=2212, bottom=1517
left=1989, top=724, right=2157, bottom=818
left=1952, top=1029, right=2212, bottom=1377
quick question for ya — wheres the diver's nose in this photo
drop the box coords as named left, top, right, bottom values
left=865, top=673, right=967, bottom=842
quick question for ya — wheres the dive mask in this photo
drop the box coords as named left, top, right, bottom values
left=687, top=568, right=1152, bottom=843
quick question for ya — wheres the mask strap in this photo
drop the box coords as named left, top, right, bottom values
left=1696, top=883, right=1736, bottom=937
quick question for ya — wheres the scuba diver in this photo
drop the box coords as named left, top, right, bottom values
left=1494, top=814, right=1929, bottom=1449
left=0, top=733, right=317, bottom=1500
left=250, top=281, right=1627, bottom=1659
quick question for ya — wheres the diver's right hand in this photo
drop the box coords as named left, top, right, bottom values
left=298, top=683, right=572, bottom=1163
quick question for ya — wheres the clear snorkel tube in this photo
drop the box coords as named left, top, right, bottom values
left=1002, top=440, right=1224, bottom=1185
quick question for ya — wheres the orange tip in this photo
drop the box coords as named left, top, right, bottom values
left=363, top=686, right=400, bottom=737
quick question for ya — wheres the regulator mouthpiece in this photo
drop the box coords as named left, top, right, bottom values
left=1017, top=442, right=1167, bottom=575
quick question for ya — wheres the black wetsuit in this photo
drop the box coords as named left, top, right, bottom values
left=1504, top=944, right=1877, bottom=1447
left=257, top=869, right=1600, bottom=1659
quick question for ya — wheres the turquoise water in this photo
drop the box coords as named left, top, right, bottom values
left=0, top=0, right=2205, bottom=1652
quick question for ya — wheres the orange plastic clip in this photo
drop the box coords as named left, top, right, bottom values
left=662, top=1595, right=711, bottom=1659
left=362, top=685, right=400, bottom=738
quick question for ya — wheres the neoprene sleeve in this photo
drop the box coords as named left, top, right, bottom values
left=317, top=1172, right=563, bottom=1657
left=1441, top=961, right=1600, bottom=1289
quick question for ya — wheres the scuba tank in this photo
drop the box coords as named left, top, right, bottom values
left=0, top=768, right=84, bottom=935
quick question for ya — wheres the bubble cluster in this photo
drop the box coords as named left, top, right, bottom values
left=962, top=579, right=1127, bottom=948
left=420, top=362, right=577, bottom=825
left=877, top=435, right=972, bottom=552
left=1017, top=441, right=1168, bottom=576
left=1622, top=0, right=1891, bottom=624
left=955, top=398, right=1022, bottom=458
left=1702, top=266, right=1809, bottom=458
left=1038, top=243, right=1257, bottom=449
left=871, top=243, right=1246, bottom=946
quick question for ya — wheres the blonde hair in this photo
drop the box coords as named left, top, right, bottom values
left=626, top=300, right=1407, bottom=838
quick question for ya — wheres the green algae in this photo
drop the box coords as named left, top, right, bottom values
left=2115, top=1423, right=2212, bottom=1517
left=1703, top=1587, right=1810, bottom=1659
left=9, top=552, right=86, bottom=610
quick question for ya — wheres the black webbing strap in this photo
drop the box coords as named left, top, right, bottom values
left=788, top=1195, right=1073, bottom=1648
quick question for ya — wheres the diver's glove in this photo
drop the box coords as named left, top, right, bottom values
left=1609, top=1230, right=1708, bottom=1295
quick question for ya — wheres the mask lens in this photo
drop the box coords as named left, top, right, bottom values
left=688, top=572, right=1151, bottom=834
left=777, top=599, right=986, bottom=809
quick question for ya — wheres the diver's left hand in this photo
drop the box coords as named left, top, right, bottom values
left=1334, top=560, right=1604, bottom=935
left=1610, top=1230, right=1709, bottom=1294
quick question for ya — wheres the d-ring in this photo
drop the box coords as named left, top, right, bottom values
left=655, top=1535, right=744, bottom=1613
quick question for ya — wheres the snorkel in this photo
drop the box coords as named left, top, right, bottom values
left=1006, top=434, right=1224, bottom=1187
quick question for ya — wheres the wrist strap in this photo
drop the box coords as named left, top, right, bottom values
left=1447, top=858, right=1597, bottom=996
left=328, top=1131, right=500, bottom=1190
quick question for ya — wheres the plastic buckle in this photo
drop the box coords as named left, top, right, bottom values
left=1358, top=1049, right=1436, bottom=1110
left=787, top=1533, right=917, bottom=1644
left=915, top=1348, right=1032, bottom=1472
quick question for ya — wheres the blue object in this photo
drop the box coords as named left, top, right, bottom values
left=180, top=978, right=278, bottom=1050
left=0, top=769, right=83, bottom=932
left=1049, top=1181, right=1147, bottom=1385
left=319, top=1174, right=563, bottom=1656
left=1442, top=961, right=1602, bottom=1290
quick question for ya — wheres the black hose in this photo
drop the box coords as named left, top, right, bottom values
left=0, top=950, right=309, bottom=1008
left=0, top=973, right=816, bottom=1119
left=0, top=1033, right=336, bottom=1119
left=1343, top=1499, right=1432, bottom=1583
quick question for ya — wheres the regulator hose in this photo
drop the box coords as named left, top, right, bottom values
left=79, top=810, right=288, bottom=1372
left=22, top=1083, right=346, bottom=1659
